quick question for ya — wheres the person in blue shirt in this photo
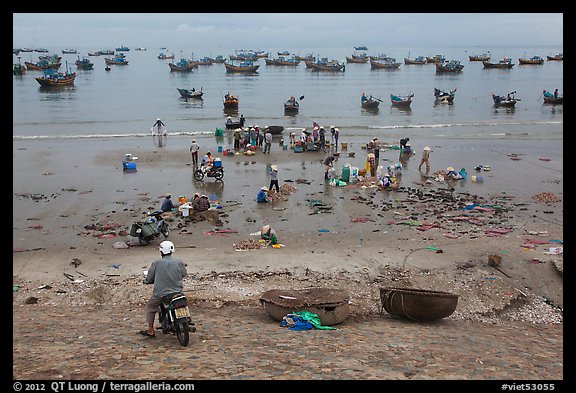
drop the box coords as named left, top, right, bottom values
left=161, top=194, right=175, bottom=212
left=257, top=187, right=271, bottom=203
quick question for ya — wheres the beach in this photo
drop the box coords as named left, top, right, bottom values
left=12, top=131, right=564, bottom=380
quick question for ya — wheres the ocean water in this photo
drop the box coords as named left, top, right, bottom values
left=13, top=45, right=563, bottom=142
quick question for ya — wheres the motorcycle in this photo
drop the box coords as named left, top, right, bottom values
left=194, top=164, right=224, bottom=181
left=158, top=293, right=196, bottom=347
left=129, top=211, right=169, bottom=245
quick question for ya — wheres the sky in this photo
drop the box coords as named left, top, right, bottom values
left=13, top=13, right=563, bottom=50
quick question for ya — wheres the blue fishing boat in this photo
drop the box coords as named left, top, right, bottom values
left=115, top=45, right=130, bottom=51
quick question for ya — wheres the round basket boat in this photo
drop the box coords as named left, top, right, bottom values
left=259, top=287, right=349, bottom=325
left=379, top=287, right=459, bottom=322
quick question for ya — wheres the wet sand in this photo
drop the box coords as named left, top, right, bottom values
left=12, top=131, right=564, bottom=380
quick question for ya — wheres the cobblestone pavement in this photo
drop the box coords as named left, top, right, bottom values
left=13, top=304, right=562, bottom=381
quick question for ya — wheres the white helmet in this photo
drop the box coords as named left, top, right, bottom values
left=159, top=240, right=174, bottom=255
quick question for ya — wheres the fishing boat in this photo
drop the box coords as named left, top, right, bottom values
left=346, top=53, right=369, bottom=63
left=225, top=117, right=243, bottom=129
left=135, top=47, right=146, bottom=51
left=547, top=53, right=563, bottom=61
left=168, top=58, right=193, bottom=72
left=404, top=56, right=426, bottom=65
left=309, top=58, right=345, bottom=72
left=426, top=54, right=445, bottom=64
left=354, top=45, right=368, bottom=51
left=105, top=53, right=129, bottom=65
left=20, top=48, right=33, bottom=53
left=75, top=56, right=94, bottom=70
left=434, top=88, right=456, bottom=104
left=361, top=93, right=380, bottom=109
left=35, top=48, right=49, bottom=53
left=24, top=59, right=61, bottom=70
left=223, top=93, right=239, bottom=109
left=212, top=55, right=226, bottom=63
left=295, top=53, right=315, bottom=62
left=13, top=57, right=26, bottom=75
left=273, top=56, right=300, bottom=66
left=115, top=45, right=130, bottom=51
left=370, top=58, right=401, bottom=69
left=61, top=48, right=78, bottom=54
left=468, top=52, right=491, bottom=61
left=492, top=91, right=519, bottom=107
left=518, top=55, right=544, bottom=65
left=98, top=49, right=115, bottom=55
left=158, top=52, right=175, bottom=60
left=35, top=66, right=76, bottom=87
left=542, top=90, right=563, bottom=105
left=190, top=57, right=214, bottom=66
left=284, top=96, right=300, bottom=114
left=177, top=87, right=203, bottom=99
left=87, top=51, right=101, bottom=56
left=277, top=50, right=291, bottom=56
left=224, top=60, right=259, bottom=73
left=482, top=58, right=514, bottom=69
left=230, top=50, right=258, bottom=61
left=436, top=60, right=464, bottom=73
left=390, top=94, right=414, bottom=107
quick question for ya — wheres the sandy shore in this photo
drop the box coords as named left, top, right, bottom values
left=12, top=131, right=564, bottom=379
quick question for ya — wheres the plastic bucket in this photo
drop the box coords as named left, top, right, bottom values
left=341, top=165, right=350, bottom=182
left=341, top=142, right=348, bottom=149
left=217, top=145, right=223, bottom=153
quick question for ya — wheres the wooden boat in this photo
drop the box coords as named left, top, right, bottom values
left=168, top=58, right=193, bottom=72
left=436, top=60, right=464, bottom=73
left=135, top=47, right=146, bottom=51
left=224, top=60, right=259, bottom=73
left=277, top=50, right=290, bottom=56
left=115, top=45, right=130, bottom=51
left=492, top=92, right=519, bottom=107
left=190, top=57, right=214, bottom=66
left=469, top=52, right=491, bottom=61
left=223, top=94, right=239, bottom=109
left=25, top=60, right=61, bottom=70
left=361, top=94, right=380, bottom=109
left=518, top=56, right=544, bottom=65
left=284, top=96, right=300, bottom=113
left=273, top=56, right=300, bottom=66
left=158, top=52, right=175, bottom=60
left=177, top=87, right=203, bottom=99
left=542, top=90, right=563, bottom=105
left=379, top=287, right=459, bottom=321
left=354, top=45, right=368, bottom=51
left=75, top=57, right=94, bottom=70
left=87, top=51, right=100, bottom=56
left=260, top=288, right=350, bottom=326
left=61, top=48, right=78, bottom=54
left=310, top=62, right=345, bottom=72
left=482, top=58, right=514, bottom=69
left=105, top=53, right=129, bottom=65
left=264, top=58, right=275, bottom=65
left=13, top=58, right=26, bottom=75
left=98, top=49, right=114, bottom=55
left=225, top=117, right=242, bottom=129
left=212, top=55, right=226, bottom=63
left=35, top=67, right=76, bottom=87
left=434, top=88, right=456, bottom=104
left=547, top=53, right=563, bottom=61
left=35, top=48, right=49, bottom=53
left=370, top=58, right=401, bottom=69
left=404, top=56, right=426, bottom=65
left=295, top=53, right=315, bottom=61
left=264, top=125, right=284, bottom=135
left=426, top=54, right=445, bottom=64
left=346, top=54, right=369, bottom=63
left=390, top=94, right=414, bottom=107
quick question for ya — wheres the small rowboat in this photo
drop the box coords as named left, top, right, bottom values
left=492, top=92, right=519, bottom=107
left=177, top=87, right=203, bottom=99
left=518, top=56, right=544, bottom=65
left=390, top=94, right=414, bottom=107
left=361, top=94, right=380, bottom=109
left=547, top=53, right=563, bottom=61
left=224, top=60, right=259, bottom=73
left=434, top=88, right=456, bottom=104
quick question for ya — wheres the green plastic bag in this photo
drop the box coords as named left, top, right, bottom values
left=293, top=311, right=338, bottom=330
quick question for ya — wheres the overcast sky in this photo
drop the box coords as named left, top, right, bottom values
left=13, top=13, right=563, bottom=50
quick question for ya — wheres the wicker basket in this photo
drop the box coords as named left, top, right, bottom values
left=259, top=288, right=350, bottom=325
left=379, top=287, right=459, bottom=322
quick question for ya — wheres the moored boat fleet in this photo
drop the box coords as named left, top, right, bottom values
left=13, top=46, right=563, bottom=108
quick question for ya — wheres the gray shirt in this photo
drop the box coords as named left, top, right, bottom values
left=145, top=255, right=188, bottom=298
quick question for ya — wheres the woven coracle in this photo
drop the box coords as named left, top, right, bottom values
left=379, top=287, right=459, bottom=322
left=259, top=287, right=350, bottom=325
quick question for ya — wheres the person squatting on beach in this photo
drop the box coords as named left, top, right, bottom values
left=161, top=194, right=175, bottom=212
left=269, top=165, right=280, bottom=193
left=193, top=194, right=210, bottom=212
left=418, top=146, right=432, bottom=173
left=257, top=186, right=272, bottom=203
left=323, top=154, right=336, bottom=180
left=141, top=241, right=187, bottom=338
left=261, top=225, right=278, bottom=245
left=189, top=139, right=200, bottom=166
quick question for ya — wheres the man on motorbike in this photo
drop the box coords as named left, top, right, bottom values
left=201, top=152, right=214, bottom=172
left=140, top=241, right=188, bottom=338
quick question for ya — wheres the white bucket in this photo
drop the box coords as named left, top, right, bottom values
left=181, top=207, right=190, bottom=217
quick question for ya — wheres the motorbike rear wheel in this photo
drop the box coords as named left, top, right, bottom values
left=175, top=320, right=190, bottom=346
left=193, top=170, right=204, bottom=181
left=214, top=169, right=224, bottom=180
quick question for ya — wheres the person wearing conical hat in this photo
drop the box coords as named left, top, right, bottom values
left=261, top=224, right=278, bottom=245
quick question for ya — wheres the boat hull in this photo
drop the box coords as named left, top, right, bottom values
left=224, top=63, right=259, bottom=73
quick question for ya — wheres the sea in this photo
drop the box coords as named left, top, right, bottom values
left=13, top=45, right=563, bottom=143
